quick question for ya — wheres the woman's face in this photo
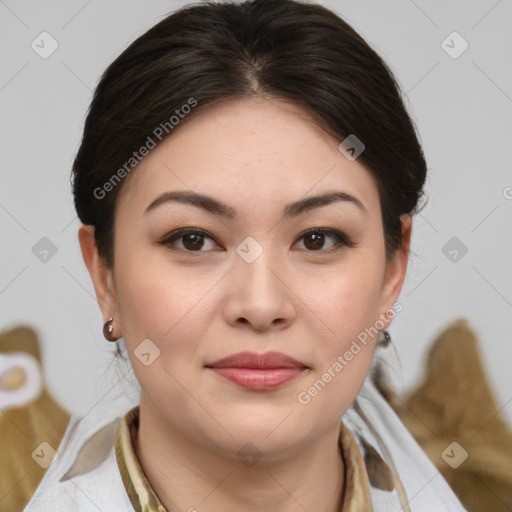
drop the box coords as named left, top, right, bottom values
left=81, top=97, right=410, bottom=459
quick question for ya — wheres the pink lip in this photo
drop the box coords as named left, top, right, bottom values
left=205, top=351, right=308, bottom=390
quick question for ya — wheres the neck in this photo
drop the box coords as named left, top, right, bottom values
left=133, top=397, right=345, bottom=512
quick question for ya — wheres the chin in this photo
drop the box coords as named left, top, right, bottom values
left=213, top=406, right=311, bottom=444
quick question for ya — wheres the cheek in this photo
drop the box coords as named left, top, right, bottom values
left=298, top=282, right=382, bottom=416
left=306, top=257, right=384, bottom=343
left=297, top=254, right=385, bottom=407
left=113, top=249, right=213, bottom=352
left=113, top=264, right=208, bottom=405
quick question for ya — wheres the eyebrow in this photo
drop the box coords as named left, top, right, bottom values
left=144, top=189, right=367, bottom=218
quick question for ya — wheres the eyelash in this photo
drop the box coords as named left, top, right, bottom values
left=157, top=227, right=356, bottom=255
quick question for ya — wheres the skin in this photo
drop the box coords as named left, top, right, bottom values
left=79, top=97, right=411, bottom=512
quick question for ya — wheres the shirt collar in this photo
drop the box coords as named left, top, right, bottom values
left=115, top=406, right=373, bottom=512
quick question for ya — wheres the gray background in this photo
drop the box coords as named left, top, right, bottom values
left=1, top=0, right=511, bottom=424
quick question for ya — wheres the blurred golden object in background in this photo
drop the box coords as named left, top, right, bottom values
left=382, top=319, right=512, bottom=512
left=0, top=326, right=70, bottom=512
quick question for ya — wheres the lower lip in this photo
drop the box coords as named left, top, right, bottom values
left=208, top=367, right=306, bottom=390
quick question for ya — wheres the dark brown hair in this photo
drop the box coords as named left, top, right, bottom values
left=72, top=0, right=427, bottom=269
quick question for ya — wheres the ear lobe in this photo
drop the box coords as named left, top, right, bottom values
left=77, top=224, right=118, bottom=323
left=379, top=214, right=412, bottom=325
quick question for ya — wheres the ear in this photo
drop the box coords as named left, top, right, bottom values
left=378, top=214, right=412, bottom=327
left=77, top=225, right=119, bottom=331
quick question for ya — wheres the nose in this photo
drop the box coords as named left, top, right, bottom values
left=223, top=246, right=296, bottom=332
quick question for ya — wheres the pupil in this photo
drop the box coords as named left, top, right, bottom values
left=305, top=233, right=324, bottom=250
left=184, top=233, right=203, bottom=250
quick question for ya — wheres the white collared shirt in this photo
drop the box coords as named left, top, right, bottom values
left=23, top=364, right=467, bottom=512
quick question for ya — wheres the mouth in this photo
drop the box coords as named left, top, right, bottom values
left=205, top=351, right=309, bottom=391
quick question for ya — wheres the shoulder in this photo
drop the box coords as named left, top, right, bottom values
left=24, top=444, right=132, bottom=511
left=344, top=377, right=467, bottom=511
left=24, top=405, right=135, bottom=512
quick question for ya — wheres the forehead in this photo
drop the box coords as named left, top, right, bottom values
left=116, top=97, right=380, bottom=219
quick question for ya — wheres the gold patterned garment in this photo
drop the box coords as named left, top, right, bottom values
left=22, top=377, right=468, bottom=511
left=115, top=406, right=373, bottom=512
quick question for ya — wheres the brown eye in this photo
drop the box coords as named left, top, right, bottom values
left=295, top=228, right=354, bottom=252
left=302, top=232, right=326, bottom=251
left=182, top=232, right=205, bottom=251
left=159, top=228, right=220, bottom=253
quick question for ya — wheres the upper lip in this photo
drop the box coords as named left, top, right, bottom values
left=206, top=351, right=308, bottom=369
